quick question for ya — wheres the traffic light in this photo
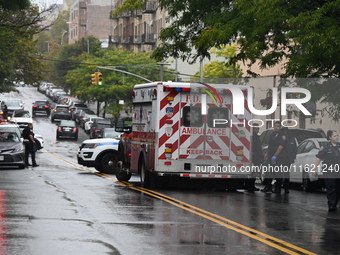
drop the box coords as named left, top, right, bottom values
left=97, top=72, right=103, bottom=85
left=91, top=73, right=98, bottom=85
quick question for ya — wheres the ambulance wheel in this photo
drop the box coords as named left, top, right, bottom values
left=115, top=161, right=132, bottom=182
left=140, top=160, right=150, bottom=188
left=100, top=153, right=118, bottom=174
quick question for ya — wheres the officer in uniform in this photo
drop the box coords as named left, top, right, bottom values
left=22, top=123, right=39, bottom=167
left=262, top=121, right=286, bottom=193
left=312, top=130, right=340, bottom=211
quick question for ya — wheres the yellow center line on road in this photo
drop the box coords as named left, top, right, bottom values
left=44, top=152, right=317, bottom=255
left=118, top=183, right=317, bottom=255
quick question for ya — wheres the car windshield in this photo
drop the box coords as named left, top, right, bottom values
left=97, top=123, right=112, bottom=128
left=35, top=101, right=48, bottom=105
left=60, top=121, right=75, bottom=127
left=103, top=131, right=121, bottom=139
left=0, top=132, right=19, bottom=142
left=14, top=111, right=30, bottom=117
left=319, top=141, right=330, bottom=149
left=5, top=101, right=21, bottom=107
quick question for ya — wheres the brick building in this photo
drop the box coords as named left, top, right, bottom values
left=68, top=0, right=112, bottom=44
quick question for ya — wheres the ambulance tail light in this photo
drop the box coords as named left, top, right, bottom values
left=163, top=86, right=191, bottom=92
left=236, top=146, right=244, bottom=161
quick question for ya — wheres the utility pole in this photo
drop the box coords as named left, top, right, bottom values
left=157, top=62, right=170, bottom=81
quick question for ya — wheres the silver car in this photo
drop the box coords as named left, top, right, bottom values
left=289, top=138, right=328, bottom=191
left=0, top=131, right=25, bottom=169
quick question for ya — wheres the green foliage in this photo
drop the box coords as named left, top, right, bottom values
left=192, top=44, right=243, bottom=82
left=0, top=4, right=49, bottom=91
left=153, top=0, right=340, bottom=78
left=0, top=0, right=30, bottom=11
left=61, top=46, right=174, bottom=117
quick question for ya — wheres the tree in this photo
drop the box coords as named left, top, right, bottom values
left=65, top=47, right=175, bottom=118
left=192, top=44, right=243, bottom=82
left=0, top=3, right=56, bottom=91
left=142, top=0, right=339, bottom=121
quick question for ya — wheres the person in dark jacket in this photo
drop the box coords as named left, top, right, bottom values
left=22, top=123, right=39, bottom=167
left=3, top=104, right=8, bottom=120
left=312, top=130, right=340, bottom=211
left=244, top=123, right=262, bottom=191
left=262, top=121, right=286, bottom=193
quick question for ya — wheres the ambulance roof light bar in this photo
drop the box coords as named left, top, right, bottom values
left=163, top=85, right=191, bottom=92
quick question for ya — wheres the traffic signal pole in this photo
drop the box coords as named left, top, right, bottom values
left=96, top=66, right=152, bottom=83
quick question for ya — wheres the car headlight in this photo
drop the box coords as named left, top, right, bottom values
left=83, top=143, right=99, bottom=149
left=13, top=147, right=24, bottom=152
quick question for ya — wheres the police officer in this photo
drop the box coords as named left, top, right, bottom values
left=22, top=123, right=39, bottom=167
left=312, top=130, right=340, bottom=211
left=244, top=123, right=262, bottom=191
left=262, top=121, right=286, bottom=193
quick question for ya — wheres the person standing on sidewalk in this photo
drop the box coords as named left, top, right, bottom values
left=22, top=123, right=39, bottom=167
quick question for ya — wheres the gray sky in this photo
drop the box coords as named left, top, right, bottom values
left=31, top=0, right=63, bottom=8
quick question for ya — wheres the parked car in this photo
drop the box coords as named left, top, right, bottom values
left=100, top=128, right=121, bottom=139
left=50, top=105, right=72, bottom=122
left=84, top=117, right=103, bottom=134
left=10, top=110, right=33, bottom=128
left=46, top=86, right=60, bottom=98
left=76, top=108, right=95, bottom=125
left=0, top=123, right=22, bottom=141
left=34, top=134, right=44, bottom=152
left=89, top=118, right=114, bottom=139
left=52, top=91, right=67, bottom=103
left=0, top=130, right=25, bottom=169
left=259, top=128, right=326, bottom=151
left=57, top=94, right=71, bottom=104
left=289, top=138, right=328, bottom=191
left=56, top=120, right=78, bottom=140
left=1, top=100, right=24, bottom=117
left=32, top=100, right=51, bottom=116
left=69, top=102, right=87, bottom=113
left=71, top=106, right=88, bottom=121
left=80, top=113, right=98, bottom=129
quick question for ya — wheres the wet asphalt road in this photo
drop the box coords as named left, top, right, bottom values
left=0, top=87, right=339, bottom=255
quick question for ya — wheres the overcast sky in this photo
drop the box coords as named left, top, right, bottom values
left=31, top=0, right=63, bottom=8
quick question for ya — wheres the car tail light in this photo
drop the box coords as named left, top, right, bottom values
left=44, top=106, right=50, bottom=109
left=94, top=129, right=101, bottom=133
left=72, top=128, right=77, bottom=133
left=33, top=105, right=38, bottom=108
left=57, top=127, right=62, bottom=131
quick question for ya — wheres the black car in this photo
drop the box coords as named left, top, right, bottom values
left=50, top=105, right=72, bottom=122
left=32, top=100, right=51, bottom=116
left=90, top=118, right=114, bottom=139
left=56, top=120, right=78, bottom=140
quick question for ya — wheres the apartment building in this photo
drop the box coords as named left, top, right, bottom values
left=109, top=0, right=165, bottom=52
left=68, top=0, right=112, bottom=44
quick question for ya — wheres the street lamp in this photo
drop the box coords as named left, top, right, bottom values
left=61, top=30, right=67, bottom=45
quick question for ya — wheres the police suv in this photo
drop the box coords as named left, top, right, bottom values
left=77, top=138, right=119, bottom=174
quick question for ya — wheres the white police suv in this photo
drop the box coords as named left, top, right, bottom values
left=77, top=138, right=120, bottom=174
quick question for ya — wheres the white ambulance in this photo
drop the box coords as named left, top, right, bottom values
left=116, top=82, right=253, bottom=189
